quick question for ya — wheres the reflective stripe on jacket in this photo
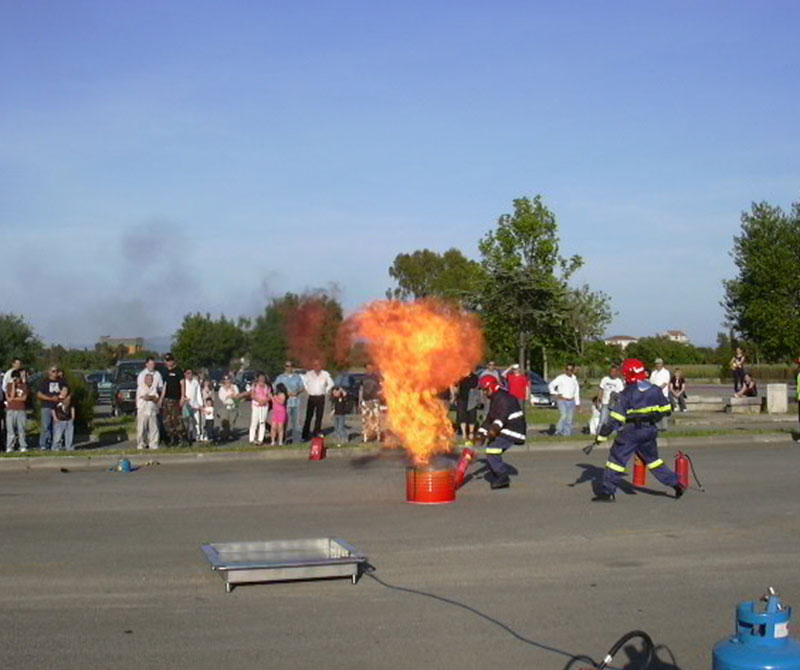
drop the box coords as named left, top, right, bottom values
left=477, top=389, right=526, bottom=445
left=598, top=381, right=671, bottom=438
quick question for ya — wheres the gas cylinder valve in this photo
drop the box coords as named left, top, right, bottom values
left=713, top=589, right=800, bottom=669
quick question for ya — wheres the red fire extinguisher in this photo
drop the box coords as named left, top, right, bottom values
left=675, top=451, right=689, bottom=488
left=309, top=435, right=326, bottom=461
left=454, top=447, right=476, bottom=489
left=633, top=455, right=647, bottom=487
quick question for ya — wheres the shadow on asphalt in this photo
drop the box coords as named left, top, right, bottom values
left=568, top=463, right=672, bottom=498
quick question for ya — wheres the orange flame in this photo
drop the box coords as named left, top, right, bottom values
left=352, top=300, right=484, bottom=465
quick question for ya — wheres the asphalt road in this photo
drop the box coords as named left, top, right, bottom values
left=1, top=438, right=799, bottom=669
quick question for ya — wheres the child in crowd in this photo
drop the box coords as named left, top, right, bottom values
left=52, top=388, right=76, bottom=451
left=270, top=383, right=287, bottom=446
left=182, top=402, right=196, bottom=443
left=589, top=394, right=602, bottom=436
left=201, top=397, right=216, bottom=442
left=331, top=386, right=350, bottom=445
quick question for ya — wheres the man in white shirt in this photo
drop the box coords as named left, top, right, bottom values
left=136, top=356, right=164, bottom=388
left=2, top=358, right=22, bottom=393
left=136, top=372, right=161, bottom=449
left=598, top=365, right=624, bottom=428
left=649, top=358, right=671, bottom=429
left=548, top=364, right=581, bottom=436
left=302, top=359, right=334, bottom=440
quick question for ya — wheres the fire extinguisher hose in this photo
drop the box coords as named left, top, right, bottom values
left=592, top=629, right=654, bottom=669
left=684, top=452, right=706, bottom=492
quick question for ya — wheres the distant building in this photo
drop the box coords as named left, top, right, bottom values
left=662, top=330, right=689, bottom=344
left=604, top=335, right=639, bottom=350
left=98, top=336, right=145, bottom=355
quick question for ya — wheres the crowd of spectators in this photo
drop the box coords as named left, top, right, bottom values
left=130, top=355, right=378, bottom=450
left=1, top=359, right=75, bottom=453
left=0, top=349, right=769, bottom=453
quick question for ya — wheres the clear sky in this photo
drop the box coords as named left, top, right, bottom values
left=2, top=0, right=798, bottom=347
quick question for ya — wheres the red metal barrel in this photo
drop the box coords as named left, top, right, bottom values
left=406, top=466, right=456, bottom=504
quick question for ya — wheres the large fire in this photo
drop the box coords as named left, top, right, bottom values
left=351, top=300, right=484, bottom=465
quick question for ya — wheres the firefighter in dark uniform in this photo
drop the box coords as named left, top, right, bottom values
left=592, top=358, right=685, bottom=502
left=473, top=375, right=526, bottom=489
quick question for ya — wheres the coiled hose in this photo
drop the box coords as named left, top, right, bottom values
left=593, top=629, right=654, bottom=669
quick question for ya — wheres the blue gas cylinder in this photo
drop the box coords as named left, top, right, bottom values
left=713, top=590, right=800, bottom=669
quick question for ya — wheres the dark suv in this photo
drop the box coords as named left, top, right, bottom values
left=111, top=360, right=167, bottom=416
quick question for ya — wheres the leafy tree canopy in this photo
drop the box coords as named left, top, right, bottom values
left=723, top=200, right=800, bottom=361
left=0, top=313, right=43, bottom=370
left=172, top=313, right=248, bottom=371
left=249, top=291, right=343, bottom=377
left=477, top=195, right=605, bottom=372
left=387, top=248, right=484, bottom=303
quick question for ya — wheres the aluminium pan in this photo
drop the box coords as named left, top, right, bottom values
left=201, top=538, right=367, bottom=591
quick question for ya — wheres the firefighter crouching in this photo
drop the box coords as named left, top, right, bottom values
left=592, top=358, right=686, bottom=502
left=473, top=376, right=526, bottom=490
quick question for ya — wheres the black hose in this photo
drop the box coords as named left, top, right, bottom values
left=594, top=629, right=654, bottom=669
left=362, top=568, right=597, bottom=667
left=683, top=452, right=705, bottom=492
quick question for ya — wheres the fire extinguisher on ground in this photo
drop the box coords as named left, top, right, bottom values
left=309, top=435, right=326, bottom=460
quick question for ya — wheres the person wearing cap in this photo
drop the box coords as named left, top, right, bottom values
left=274, top=361, right=305, bottom=444
left=473, top=375, right=527, bottom=489
left=649, top=358, right=671, bottom=430
left=159, top=353, right=188, bottom=446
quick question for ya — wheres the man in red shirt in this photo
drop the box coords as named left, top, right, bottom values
left=504, top=364, right=529, bottom=405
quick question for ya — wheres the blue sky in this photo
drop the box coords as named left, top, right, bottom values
left=2, top=0, right=798, bottom=347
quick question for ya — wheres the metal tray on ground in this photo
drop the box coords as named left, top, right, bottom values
left=201, top=538, right=367, bottom=592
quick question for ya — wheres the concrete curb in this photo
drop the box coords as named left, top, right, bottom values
left=0, top=431, right=794, bottom=471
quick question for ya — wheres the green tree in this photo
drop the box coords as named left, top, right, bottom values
left=249, top=297, right=292, bottom=378
left=249, top=291, right=344, bottom=377
left=0, top=313, right=43, bottom=370
left=477, top=196, right=589, bottom=374
left=387, top=248, right=484, bottom=303
left=722, top=200, right=800, bottom=361
left=561, top=285, right=614, bottom=359
left=172, top=313, right=248, bottom=371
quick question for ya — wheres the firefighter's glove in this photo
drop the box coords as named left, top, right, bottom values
left=595, top=435, right=608, bottom=444
left=487, top=423, right=502, bottom=441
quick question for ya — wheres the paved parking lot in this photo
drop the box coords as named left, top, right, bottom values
left=1, top=438, right=799, bottom=669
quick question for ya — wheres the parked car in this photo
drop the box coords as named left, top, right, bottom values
left=111, top=360, right=167, bottom=416
left=529, top=371, right=554, bottom=407
left=85, top=370, right=114, bottom=404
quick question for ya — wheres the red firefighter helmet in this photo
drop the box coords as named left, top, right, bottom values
left=478, top=375, right=502, bottom=394
left=621, top=358, right=648, bottom=383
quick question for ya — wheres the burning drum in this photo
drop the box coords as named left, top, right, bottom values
left=406, top=464, right=456, bottom=504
